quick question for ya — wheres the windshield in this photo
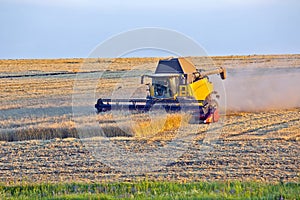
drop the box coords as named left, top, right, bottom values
left=152, top=77, right=178, bottom=98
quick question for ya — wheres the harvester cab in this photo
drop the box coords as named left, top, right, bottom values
left=141, top=74, right=180, bottom=99
left=95, top=57, right=226, bottom=123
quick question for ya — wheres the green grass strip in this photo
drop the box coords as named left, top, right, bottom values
left=0, top=181, right=299, bottom=199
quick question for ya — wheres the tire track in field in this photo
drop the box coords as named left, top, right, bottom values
left=0, top=70, right=101, bottom=79
left=201, top=109, right=300, bottom=140
left=223, top=109, right=300, bottom=140
left=228, top=118, right=298, bottom=137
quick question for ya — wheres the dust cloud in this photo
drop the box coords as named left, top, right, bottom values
left=224, top=68, right=300, bottom=112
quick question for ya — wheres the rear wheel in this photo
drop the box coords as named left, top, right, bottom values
left=190, top=95, right=220, bottom=124
left=204, top=98, right=219, bottom=123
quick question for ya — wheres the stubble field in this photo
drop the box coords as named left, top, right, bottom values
left=0, top=55, right=299, bottom=185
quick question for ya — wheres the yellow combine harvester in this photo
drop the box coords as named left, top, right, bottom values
left=95, top=57, right=226, bottom=123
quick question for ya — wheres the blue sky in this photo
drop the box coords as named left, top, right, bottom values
left=1, top=0, right=300, bottom=59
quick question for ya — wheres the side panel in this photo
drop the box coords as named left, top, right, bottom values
left=150, top=85, right=154, bottom=97
left=188, top=78, right=213, bottom=101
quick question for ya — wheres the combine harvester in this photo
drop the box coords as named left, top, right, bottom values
left=95, top=58, right=226, bottom=123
